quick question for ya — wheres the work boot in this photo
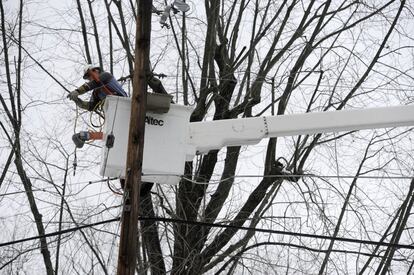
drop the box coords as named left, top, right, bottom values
left=72, top=131, right=89, bottom=148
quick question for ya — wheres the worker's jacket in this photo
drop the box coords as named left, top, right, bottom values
left=78, top=71, right=127, bottom=111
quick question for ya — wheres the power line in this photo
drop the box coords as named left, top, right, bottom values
left=151, top=73, right=414, bottom=93
left=0, top=190, right=34, bottom=198
left=0, top=177, right=118, bottom=198
left=145, top=217, right=414, bottom=250
left=216, top=241, right=410, bottom=263
left=1, top=172, right=411, bottom=199
left=1, top=172, right=410, bottom=199
left=7, top=35, right=71, bottom=93
left=1, top=216, right=414, bottom=251
left=0, top=193, right=120, bottom=220
left=0, top=217, right=120, bottom=248
left=142, top=173, right=414, bottom=183
left=233, top=174, right=414, bottom=180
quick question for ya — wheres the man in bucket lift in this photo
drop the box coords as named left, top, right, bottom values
left=67, top=64, right=172, bottom=191
left=67, top=64, right=128, bottom=148
left=68, top=64, right=171, bottom=148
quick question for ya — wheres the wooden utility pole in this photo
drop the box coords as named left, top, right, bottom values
left=117, top=0, right=152, bottom=274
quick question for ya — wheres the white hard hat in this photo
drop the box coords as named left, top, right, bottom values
left=83, top=64, right=101, bottom=79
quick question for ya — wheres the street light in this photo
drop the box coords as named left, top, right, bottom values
left=160, top=0, right=190, bottom=28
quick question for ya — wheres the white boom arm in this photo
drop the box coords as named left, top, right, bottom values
left=100, top=96, right=414, bottom=184
left=188, top=105, right=414, bottom=154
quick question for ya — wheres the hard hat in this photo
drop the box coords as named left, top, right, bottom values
left=83, top=64, right=101, bottom=79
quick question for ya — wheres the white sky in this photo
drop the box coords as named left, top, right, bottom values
left=1, top=0, right=414, bottom=273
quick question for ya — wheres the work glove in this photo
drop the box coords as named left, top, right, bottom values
left=67, top=89, right=80, bottom=101
left=72, top=131, right=89, bottom=148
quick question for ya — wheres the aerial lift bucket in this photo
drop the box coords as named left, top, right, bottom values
left=100, top=95, right=194, bottom=185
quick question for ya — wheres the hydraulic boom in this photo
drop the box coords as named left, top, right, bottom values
left=188, top=105, right=414, bottom=154
left=100, top=96, right=414, bottom=184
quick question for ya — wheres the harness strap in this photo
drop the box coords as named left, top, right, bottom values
left=90, top=70, right=114, bottom=96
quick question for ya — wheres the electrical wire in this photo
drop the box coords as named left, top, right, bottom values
left=7, top=28, right=414, bottom=95
left=0, top=172, right=411, bottom=198
left=146, top=217, right=414, bottom=250
left=0, top=157, right=412, bottom=183
left=0, top=178, right=118, bottom=198
left=1, top=216, right=414, bottom=250
left=231, top=174, right=414, bottom=180
left=0, top=191, right=120, bottom=220
left=0, top=217, right=120, bottom=248
left=142, top=173, right=414, bottom=183
left=145, top=73, right=414, bottom=93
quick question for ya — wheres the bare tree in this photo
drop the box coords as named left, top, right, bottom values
left=0, top=0, right=53, bottom=273
left=1, top=0, right=414, bottom=274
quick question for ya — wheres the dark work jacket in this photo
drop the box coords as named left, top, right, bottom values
left=81, top=71, right=128, bottom=111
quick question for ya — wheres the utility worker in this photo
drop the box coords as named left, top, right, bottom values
left=68, top=64, right=170, bottom=195
left=67, top=64, right=128, bottom=148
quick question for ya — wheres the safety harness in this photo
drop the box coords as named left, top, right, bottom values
left=89, top=70, right=115, bottom=96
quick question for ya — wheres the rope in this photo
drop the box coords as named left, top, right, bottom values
left=72, top=106, right=80, bottom=176
left=89, top=100, right=106, bottom=129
